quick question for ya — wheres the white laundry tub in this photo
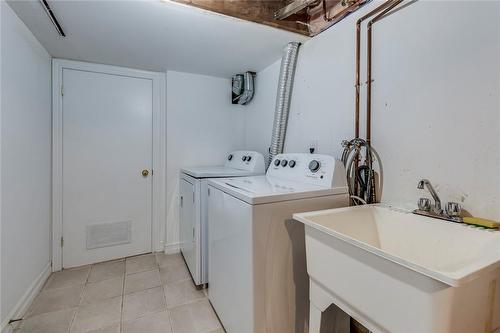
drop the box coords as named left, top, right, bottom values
left=294, top=205, right=500, bottom=333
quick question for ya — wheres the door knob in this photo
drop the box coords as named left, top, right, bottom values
left=141, top=169, right=149, bottom=177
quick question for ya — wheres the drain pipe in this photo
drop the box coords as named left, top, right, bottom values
left=268, top=42, right=301, bottom=167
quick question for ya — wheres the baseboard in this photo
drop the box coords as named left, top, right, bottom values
left=1, top=262, right=51, bottom=333
left=164, top=242, right=180, bottom=254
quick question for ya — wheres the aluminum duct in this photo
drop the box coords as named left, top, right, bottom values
left=238, top=72, right=256, bottom=105
left=268, top=42, right=301, bottom=166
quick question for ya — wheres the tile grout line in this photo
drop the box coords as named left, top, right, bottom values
left=68, top=265, right=91, bottom=333
left=124, top=253, right=157, bottom=276
left=15, top=266, right=92, bottom=332
left=19, top=254, right=187, bottom=333
left=157, top=253, right=177, bottom=333
left=119, top=254, right=173, bottom=328
left=122, top=267, right=163, bottom=296
left=120, top=259, right=126, bottom=333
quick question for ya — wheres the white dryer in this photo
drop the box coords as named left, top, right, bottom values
left=207, top=153, right=349, bottom=333
left=179, top=151, right=265, bottom=286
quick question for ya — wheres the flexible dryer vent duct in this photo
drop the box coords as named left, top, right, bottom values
left=238, top=72, right=256, bottom=105
left=268, top=42, right=301, bottom=167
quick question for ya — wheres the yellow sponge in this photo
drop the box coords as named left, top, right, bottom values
left=463, top=217, right=500, bottom=229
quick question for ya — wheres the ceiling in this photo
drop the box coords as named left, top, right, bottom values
left=7, top=0, right=308, bottom=78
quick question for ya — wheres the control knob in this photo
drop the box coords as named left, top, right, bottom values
left=289, top=160, right=296, bottom=168
left=228, top=154, right=233, bottom=161
left=281, top=160, right=288, bottom=167
left=308, top=160, right=321, bottom=173
left=274, top=159, right=281, bottom=166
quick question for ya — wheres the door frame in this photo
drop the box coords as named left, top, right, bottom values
left=51, top=59, right=166, bottom=271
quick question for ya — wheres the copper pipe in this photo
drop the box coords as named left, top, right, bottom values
left=354, top=0, right=395, bottom=139
left=352, top=0, right=394, bottom=198
left=366, top=0, right=403, bottom=144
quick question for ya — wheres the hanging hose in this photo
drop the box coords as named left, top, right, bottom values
left=341, top=138, right=382, bottom=205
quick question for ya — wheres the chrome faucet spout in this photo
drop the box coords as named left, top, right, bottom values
left=414, top=179, right=462, bottom=224
left=417, top=179, right=441, bottom=213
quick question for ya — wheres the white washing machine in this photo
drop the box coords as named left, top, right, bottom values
left=207, top=153, right=349, bottom=333
left=179, top=151, right=265, bottom=286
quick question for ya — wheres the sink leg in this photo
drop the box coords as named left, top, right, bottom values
left=310, top=302, right=322, bottom=333
left=332, top=304, right=351, bottom=333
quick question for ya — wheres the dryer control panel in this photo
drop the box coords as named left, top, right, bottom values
left=224, top=151, right=265, bottom=173
left=268, top=153, right=347, bottom=188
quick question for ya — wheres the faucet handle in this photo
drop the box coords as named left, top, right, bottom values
left=418, top=198, right=431, bottom=211
left=446, top=202, right=462, bottom=217
left=417, top=179, right=427, bottom=189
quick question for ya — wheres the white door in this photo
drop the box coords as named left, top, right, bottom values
left=179, top=178, right=196, bottom=275
left=62, top=68, right=153, bottom=268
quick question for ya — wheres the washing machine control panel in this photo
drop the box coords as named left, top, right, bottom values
left=268, top=153, right=346, bottom=188
left=224, top=150, right=265, bottom=173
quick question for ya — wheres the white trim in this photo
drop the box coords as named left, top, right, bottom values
left=51, top=59, right=166, bottom=271
left=52, top=59, right=63, bottom=271
left=0, top=263, right=51, bottom=333
left=152, top=73, right=167, bottom=252
left=164, top=242, right=181, bottom=254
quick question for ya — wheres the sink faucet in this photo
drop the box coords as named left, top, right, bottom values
left=417, top=179, right=442, bottom=214
left=414, top=179, right=462, bottom=224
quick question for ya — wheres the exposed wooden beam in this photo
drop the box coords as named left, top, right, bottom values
left=169, top=0, right=370, bottom=37
left=169, top=0, right=310, bottom=36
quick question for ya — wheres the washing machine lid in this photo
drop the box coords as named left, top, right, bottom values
left=208, top=175, right=348, bottom=205
left=180, top=150, right=265, bottom=178
left=181, top=166, right=262, bottom=179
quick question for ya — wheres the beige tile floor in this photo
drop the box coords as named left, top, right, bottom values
left=14, top=253, right=224, bottom=333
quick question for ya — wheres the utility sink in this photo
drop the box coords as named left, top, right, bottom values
left=293, top=205, right=500, bottom=333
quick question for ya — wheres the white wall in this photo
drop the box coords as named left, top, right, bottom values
left=243, top=62, right=280, bottom=162
left=245, top=1, right=500, bottom=220
left=1, top=1, right=52, bottom=328
left=165, top=71, right=245, bottom=250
